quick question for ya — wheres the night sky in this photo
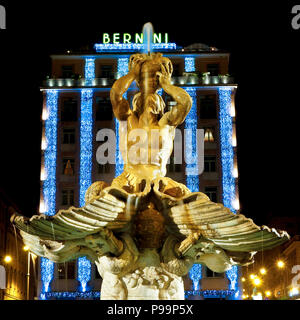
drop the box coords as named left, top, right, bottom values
left=0, top=1, right=298, bottom=225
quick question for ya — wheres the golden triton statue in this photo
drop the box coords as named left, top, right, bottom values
left=11, top=47, right=289, bottom=300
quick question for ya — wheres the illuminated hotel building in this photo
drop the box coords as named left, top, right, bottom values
left=38, top=34, right=240, bottom=300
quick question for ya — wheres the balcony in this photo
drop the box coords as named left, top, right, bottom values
left=42, top=74, right=235, bottom=89
left=171, top=74, right=234, bottom=86
left=42, top=77, right=115, bottom=88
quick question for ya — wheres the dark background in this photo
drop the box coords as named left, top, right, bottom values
left=0, top=1, right=298, bottom=224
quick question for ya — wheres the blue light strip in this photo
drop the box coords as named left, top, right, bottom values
left=94, top=42, right=177, bottom=53
left=184, top=87, right=201, bottom=289
left=184, top=57, right=196, bottom=73
left=85, top=58, right=95, bottom=86
left=218, top=87, right=239, bottom=299
left=188, top=264, right=202, bottom=290
left=218, top=88, right=236, bottom=213
left=45, top=290, right=237, bottom=300
left=77, top=255, right=92, bottom=292
left=78, top=88, right=93, bottom=291
left=79, top=89, right=94, bottom=207
left=183, top=55, right=202, bottom=288
left=40, top=89, right=58, bottom=298
left=117, top=57, right=130, bottom=79
left=184, top=87, right=199, bottom=192
left=40, top=257, right=54, bottom=299
left=185, top=290, right=235, bottom=299
left=226, top=265, right=239, bottom=297
left=77, top=58, right=95, bottom=292
left=44, top=291, right=101, bottom=300
left=43, top=90, right=58, bottom=216
left=115, top=57, right=129, bottom=177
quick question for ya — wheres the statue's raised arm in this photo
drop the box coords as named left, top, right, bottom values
left=157, top=62, right=192, bottom=127
left=110, top=55, right=144, bottom=120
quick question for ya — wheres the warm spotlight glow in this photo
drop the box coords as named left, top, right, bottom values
left=41, top=137, right=47, bottom=150
left=265, top=291, right=271, bottom=297
left=233, top=167, right=238, bottom=178
left=290, top=287, right=299, bottom=296
left=4, top=255, right=12, bottom=263
left=241, top=277, right=246, bottom=282
left=242, top=294, right=247, bottom=299
left=277, top=260, right=285, bottom=268
left=260, top=268, right=267, bottom=275
left=42, top=107, right=49, bottom=120
left=39, top=199, right=46, bottom=213
left=232, top=134, right=237, bottom=147
left=253, top=278, right=262, bottom=286
left=250, top=274, right=256, bottom=280
left=230, top=103, right=236, bottom=117
left=232, top=198, right=240, bottom=210
left=23, top=246, right=29, bottom=251
left=40, top=167, right=46, bottom=181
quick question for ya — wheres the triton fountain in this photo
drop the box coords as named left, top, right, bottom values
left=11, top=23, right=289, bottom=300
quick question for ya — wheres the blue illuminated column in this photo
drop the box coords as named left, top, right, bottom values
left=184, top=57, right=196, bottom=73
left=184, top=87, right=202, bottom=290
left=79, top=89, right=94, bottom=207
left=85, top=58, right=95, bottom=86
left=188, top=264, right=202, bottom=291
left=40, top=89, right=58, bottom=298
left=115, top=57, right=129, bottom=177
left=184, top=87, right=199, bottom=193
left=184, top=56, right=199, bottom=192
left=184, top=56, right=202, bottom=290
left=218, top=87, right=240, bottom=299
left=218, top=88, right=236, bottom=213
left=77, top=89, right=93, bottom=292
left=77, top=58, right=95, bottom=292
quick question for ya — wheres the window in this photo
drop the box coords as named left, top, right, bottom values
left=207, top=63, right=220, bottom=76
left=61, top=98, right=78, bottom=121
left=172, top=63, right=180, bottom=77
left=61, top=189, right=74, bottom=206
left=98, top=163, right=110, bottom=174
left=95, top=96, right=112, bottom=121
left=205, top=186, right=218, bottom=203
left=95, top=268, right=101, bottom=279
left=57, top=261, right=75, bottom=279
left=62, top=128, right=75, bottom=144
left=204, top=128, right=215, bottom=143
left=200, top=95, right=216, bottom=119
left=204, top=156, right=216, bottom=172
left=166, top=100, right=177, bottom=113
left=289, top=250, right=297, bottom=268
left=167, top=153, right=181, bottom=173
left=62, top=158, right=75, bottom=175
left=61, top=65, right=74, bottom=78
left=100, top=65, right=114, bottom=79
left=205, top=266, right=223, bottom=278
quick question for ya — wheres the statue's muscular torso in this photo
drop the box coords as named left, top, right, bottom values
left=110, top=53, right=192, bottom=181
left=119, top=109, right=176, bottom=179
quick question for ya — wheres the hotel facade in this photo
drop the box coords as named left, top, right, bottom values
left=38, top=34, right=240, bottom=300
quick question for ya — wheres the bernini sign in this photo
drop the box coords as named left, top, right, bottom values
left=102, top=33, right=169, bottom=44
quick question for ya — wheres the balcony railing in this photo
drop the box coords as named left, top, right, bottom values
left=42, top=75, right=234, bottom=88
left=171, top=75, right=234, bottom=86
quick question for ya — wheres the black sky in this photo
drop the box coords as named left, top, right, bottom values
left=0, top=1, right=299, bottom=224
